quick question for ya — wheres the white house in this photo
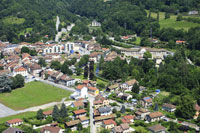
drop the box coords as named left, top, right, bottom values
left=42, top=44, right=63, bottom=55
left=6, top=119, right=23, bottom=127
left=58, top=74, right=76, bottom=87
left=120, top=79, right=138, bottom=92
left=145, top=112, right=164, bottom=122
left=79, top=116, right=89, bottom=128
left=71, top=85, right=88, bottom=99
left=98, top=107, right=112, bottom=116
left=91, top=20, right=101, bottom=27
left=162, top=103, right=176, bottom=112
left=29, top=63, right=42, bottom=77
left=13, top=67, right=28, bottom=77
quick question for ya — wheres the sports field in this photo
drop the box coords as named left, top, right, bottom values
left=0, top=81, right=71, bottom=110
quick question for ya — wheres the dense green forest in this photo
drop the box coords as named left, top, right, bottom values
left=0, top=0, right=199, bottom=43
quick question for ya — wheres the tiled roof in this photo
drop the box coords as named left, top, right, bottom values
left=14, top=67, right=27, bottom=72
left=40, top=126, right=61, bottom=133
left=66, top=120, right=80, bottom=127
left=162, top=103, right=176, bottom=109
left=143, top=97, right=152, bottom=103
left=88, top=86, right=98, bottom=91
left=43, top=110, right=53, bottom=115
left=148, top=112, right=163, bottom=118
left=73, top=109, right=87, bottom=115
left=123, top=115, right=135, bottom=120
left=30, top=63, right=41, bottom=70
left=79, top=116, right=89, bottom=121
left=113, top=126, right=123, bottom=133
left=98, top=106, right=111, bottom=113
left=2, top=127, right=24, bottom=133
left=76, top=85, right=88, bottom=90
left=125, top=79, right=137, bottom=86
left=94, top=114, right=116, bottom=121
left=120, top=123, right=129, bottom=130
left=147, top=124, right=166, bottom=132
left=6, top=118, right=23, bottom=124
left=103, top=119, right=116, bottom=126
left=72, top=101, right=84, bottom=107
left=94, top=100, right=103, bottom=105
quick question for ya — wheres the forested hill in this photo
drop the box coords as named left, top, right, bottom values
left=0, top=0, right=77, bottom=43
left=0, top=0, right=199, bottom=43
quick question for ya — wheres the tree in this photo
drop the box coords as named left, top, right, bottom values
left=50, top=61, right=61, bottom=70
left=84, top=65, right=88, bottom=79
left=143, top=51, right=152, bottom=59
left=168, top=40, right=175, bottom=49
left=157, top=12, right=159, bottom=21
left=165, top=12, right=170, bottom=19
left=100, top=129, right=110, bottom=133
left=52, top=105, right=60, bottom=121
left=36, top=109, right=44, bottom=120
left=99, top=55, right=104, bottom=70
left=132, top=83, right=139, bottom=94
left=61, top=61, right=72, bottom=75
left=77, top=122, right=83, bottom=131
left=60, top=103, right=68, bottom=118
left=120, top=105, right=126, bottom=113
left=0, top=75, right=13, bottom=92
left=38, top=58, right=46, bottom=67
left=89, top=71, right=94, bottom=80
left=21, top=46, right=30, bottom=54
left=176, top=15, right=182, bottom=21
left=14, top=74, right=25, bottom=88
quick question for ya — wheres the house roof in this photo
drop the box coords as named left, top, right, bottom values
left=162, top=103, right=176, bottom=109
left=88, top=86, right=98, bottom=91
left=95, top=95, right=106, bottom=101
left=103, top=119, right=117, bottom=126
left=43, top=110, right=53, bottom=115
left=113, top=126, right=123, bottom=133
left=98, top=107, right=111, bottom=113
left=120, top=123, right=129, bottom=130
left=14, top=67, right=27, bottom=72
left=3, top=127, right=24, bottom=133
left=123, top=115, right=135, bottom=120
left=147, top=124, right=166, bottom=132
left=108, top=84, right=119, bottom=89
left=148, top=112, right=163, bottom=119
left=30, top=63, right=41, bottom=70
left=22, top=53, right=30, bottom=59
left=6, top=118, right=23, bottom=124
left=125, top=79, right=137, bottom=86
left=94, top=100, right=103, bottom=105
left=76, top=85, right=88, bottom=90
left=66, top=120, right=80, bottom=127
left=72, top=101, right=84, bottom=107
left=143, top=97, right=152, bottom=103
left=94, top=114, right=116, bottom=121
left=73, top=109, right=87, bottom=115
left=195, top=103, right=200, bottom=111
left=79, top=116, right=89, bottom=121
left=40, top=126, right=61, bottom=133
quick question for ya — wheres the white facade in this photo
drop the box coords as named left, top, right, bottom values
left=7, top=121, right=23, bottom=127
left=42, top=44, right=62, bottom=54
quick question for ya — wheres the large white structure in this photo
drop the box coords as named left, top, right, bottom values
left=64, top=42, right=75, bottom=54
left=42, top=44, right=62, bottom=55
left=71, top=85, right=88, bottom=100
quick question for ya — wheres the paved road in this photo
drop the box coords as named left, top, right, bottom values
left=0, top=104, right=16, bottom=118
left=88, top=95, right=95, bottom=133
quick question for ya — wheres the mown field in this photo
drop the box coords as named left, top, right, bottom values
left=2, top=16, right=25, bottom=25
left=146, top=10, right=200, bottom=30
left=0, top=81, right=71, bottom=110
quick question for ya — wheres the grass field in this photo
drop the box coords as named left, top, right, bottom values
left=0, top=81, right=72, bottom=110
left=2, top=16, right=25, bottom=25
left=146, top=10, right=200, bottom=30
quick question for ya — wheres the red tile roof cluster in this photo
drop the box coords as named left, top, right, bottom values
left=73, top=109, right=87, bottom=115
left=14, top=67, right=27, bottom=72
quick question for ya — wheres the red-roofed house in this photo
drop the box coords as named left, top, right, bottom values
left=88, top=86, right=99, bottom=96
left=122, top=115, right=135, bottom=123
left=103, top=119, right=117, bottom=129
left=43, top=110, right=53, bottom=118
left=73, top=109, right=87, bottom=118
left=40, top=126, right=63, bottom=133
left=13, top=67, right=28, bottom=76
left=140, top=97, right=153, bottom=108
left=6, top=119, right=23, bottom=127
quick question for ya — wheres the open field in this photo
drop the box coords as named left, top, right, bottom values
left=0, top=81, right=71, bottom=110
left=146, top=10, right=200, bottom=30
left=2, top=16, right=25, bottom=25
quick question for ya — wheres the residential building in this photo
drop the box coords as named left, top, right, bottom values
left=194, top=103, right=200, bottom=119
left=88, top=86, right=99, bottom=96
left=147, top=124, right=166, bottom=133
left=73, top=109, right=87, bottom=118
left=103, top=119, right=117, bottom=129
left=48, top=71, right=63, bottom=82
left=162, top=103, right=176, bottom=112
left=13, top=67, right=28, bottom=77
left=94, top=95, right=109, bottom=108
left=145, top=112, right=164, bottom=122
left=121, top=115, right=135, bottom=123
left=29, top=63, right=42, bottom=77
left=120, top=79, right=138, bottom=92
left=135, top=108, right=150, bottom=120
left=79, top=116, right=89, bottom=128
left=140, top=97, right=153, bottom=108
left=120, top=123, right=131, bottom=133
left=3, top=127, right=24, bottom=133
left=42, top=44, right=63, bottom=55
left=6, top=118, right=23, bottom=127
left=94, top=114, right=116, bottom=126
left=107, top=83, right=119, bottom=92
left=71, top=85, right=88, bottom=99
left=43, top=110, right=53, bottom=118
left=91, top=20, right=101, bottom=27
left=40, top=126, right=63, bottom=133
left=112, top=126, right=123, bottom=133
left=58, top=74, right=75, bottom=87
left=188, top=11, right=198, bottom=15
left=65, top=120, right=80, bottom=131
left=98, top=106, right=112, bottom=116
left=71, top=101, right=84, bottom=109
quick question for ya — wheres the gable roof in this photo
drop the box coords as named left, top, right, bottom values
left=94, top=114, right=116, bottom=121
left=122, top=115, right=135, bottom=120
left=113, top=126, right=123, bottom=133
left=98, top=106, right=111, bottom=113
left=72, top=101, right=84, bottom=107
left=66, top=120, right=80, bottom=127
left=120, top=123, right=129, bottom=130
left=79, top=116, right=89, bottom=121
left=148, top=112, right=163, bottom=119
left=40, top=126, right=61, bottom=133
left=43, top=110, right=53, bottom=115
left=73, top=109, right=87, bottom=115
left=162, top=103, right=176, bottom=109
left=125, top=79, right=137, bottom=86
left=88, top=86, right=98, bottom=91
left=76, top=85, right=88, bottom=90
left=147, top=124, right=166, bottom=132
left=3, top=127, right=24, bottom=133
left=14, top=67, right=27, bottom=72
left=143, top=97, right=152, bottom=103
left=103, top=119, right=116, bottom=126
left=6, top=118, right=23, bottom=124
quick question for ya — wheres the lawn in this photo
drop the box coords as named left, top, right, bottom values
left=2, top=16, right=25, bottom=25
left=0, top=112, right=36, bottom=123
left=0, top=81, right=72, bottom=110
left=146, top=10, right=200, bottom=30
